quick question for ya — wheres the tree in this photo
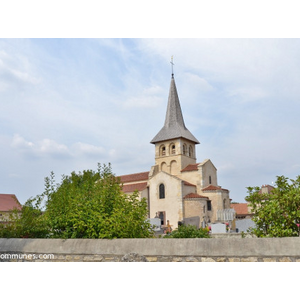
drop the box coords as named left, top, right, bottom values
left=164, top=224, right=210, bottom=238
left=0, top=198, right=48, bottom=238
left=0, top=163, right=153, bottom=239
left=246, top=175, right=300, bottom=237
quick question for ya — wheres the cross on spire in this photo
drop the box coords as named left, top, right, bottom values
left=170, top=55, right=174, bottom=78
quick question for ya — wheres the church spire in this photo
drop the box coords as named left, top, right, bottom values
left=150, top=74, right=200, bottom=145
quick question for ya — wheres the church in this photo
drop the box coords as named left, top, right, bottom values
left=119, top=70, right=232, bottom=231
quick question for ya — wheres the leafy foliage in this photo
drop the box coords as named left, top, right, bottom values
left=246, top=175, right=300, bottom=237
left=0, top=198, right=48, bottom=238
left=0, top=164, right=153, bottom=239
left=164, top=224, right=210, bottom=238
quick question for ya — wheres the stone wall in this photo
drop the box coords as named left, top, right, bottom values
left=1, top=237, right=300, bottom=262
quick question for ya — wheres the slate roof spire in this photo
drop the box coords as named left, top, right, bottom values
left=150, top=75, right=200, bottom=144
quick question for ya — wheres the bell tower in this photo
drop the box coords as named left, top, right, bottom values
left=150, top=68, right=200, bottom=176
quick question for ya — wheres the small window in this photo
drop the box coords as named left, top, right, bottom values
left=183, top=144, right=187, bottom=155
left=207, top=200, right=212, bottom=211
left=159, top=145, right=165, bottom=156
left=189, top=145, right=193, bottom=157
left=159, top=183, right=165, bottom=199
left=171, top=144, right=175, bottom=154
left=209, top=176, right=212, bottom=185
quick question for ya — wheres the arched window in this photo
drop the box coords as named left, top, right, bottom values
left=159, top=184, right=165, bottom=199
left=183, top=144, right=187, bottom=155
left=160, top=145, right=166, bottom=156
left=189, top=145, right=193, bottom=157
left=170, top=144, right=176, bottom=154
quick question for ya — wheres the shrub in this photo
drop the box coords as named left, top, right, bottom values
left=164, top=224, right=210, bottom=238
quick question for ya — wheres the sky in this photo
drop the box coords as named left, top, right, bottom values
left=1, top=38, right=300, bottom=205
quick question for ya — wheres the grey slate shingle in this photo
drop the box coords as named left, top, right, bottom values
left=150, top=77, right=200, bottom=144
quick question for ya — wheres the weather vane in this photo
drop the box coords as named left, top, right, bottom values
left=170, top=55, right=174, bottom=78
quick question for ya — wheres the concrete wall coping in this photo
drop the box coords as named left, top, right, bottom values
left=1, top=237, right=300, bottom=257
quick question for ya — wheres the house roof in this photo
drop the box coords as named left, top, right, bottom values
left=118, top=171, right=149, bottom=183
left=198, top=158, right=217, bottom=170
left=184, top=193, right=209, bottom=199
left=202, top=185, right=229, bottom=192
left=181, top=159, right=217, bottom=173
left=122, top=182, right=148, bottom=193
left=181, top=163, right=199, bottom=172
left=230, top=203, right=252, bottom=216
left=259, top=184, right=275, bottom=194
left=0, top=194, right=22, bottom=211
left=150, top=77, right=199, bottom=145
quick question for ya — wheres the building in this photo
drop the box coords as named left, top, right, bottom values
left=119, top=72, right=232, bottom=230
left=0, top=194, right=22, bottom=223
left=230, top=203, right=253, bottom=219
left=230, top=184, right=275, bottom=219
left=259, top=184, right=275, bottom=195
left=230, top=184, right=275, bottom=232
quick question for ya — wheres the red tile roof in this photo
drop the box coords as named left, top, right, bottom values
left=184, top=193, right=209, bottom=199
left=0, top=194, right=22, bottom=211
left=122, top=182, right=148, bottom=193
left=181, top=164, right=199, bottom=172
left=230, top=203, right=252, bottom=216
left=202, top=185, right=229, bottom=192
left=118, top=171, right=149, bottom=183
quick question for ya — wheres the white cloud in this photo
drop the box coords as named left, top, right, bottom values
left=9, top=68, right=40, bottom=85
left=38, top=139, right=70, bottom=157
left=184, top=73, right=213, bottom=92
left=124, top=94, right=163, bottom=108
left=72, top=142, right=106, bottom=157
left=11, top=134, right=34, bottom=149
left=0, top=48, right=40, bottom=92
left=11, top=134, right=70, bottom=159
left=10, top=134, right=117, bottom=161
left=227, top=86, right=268, bottom=103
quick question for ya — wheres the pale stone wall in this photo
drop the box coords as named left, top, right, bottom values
left=182, top=183, right=196, bottom=197
left=140, top=188, right=148, bottom=200
left=148, top=172, right=183, bottom=229
left=0, top=212, right=10, bottom=222
left=183, top=199, right=206, bottom=227
left=179, top=159, right=218, bottom=192
left=2, top=238, right=300, bottom=262
left=178, top=170, right=199, bottom=187
left=202, top=189, right=230, bottom=222
left=198, top=159, right=218, bottom=189
left=0, top=211, right=21, bottom=223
